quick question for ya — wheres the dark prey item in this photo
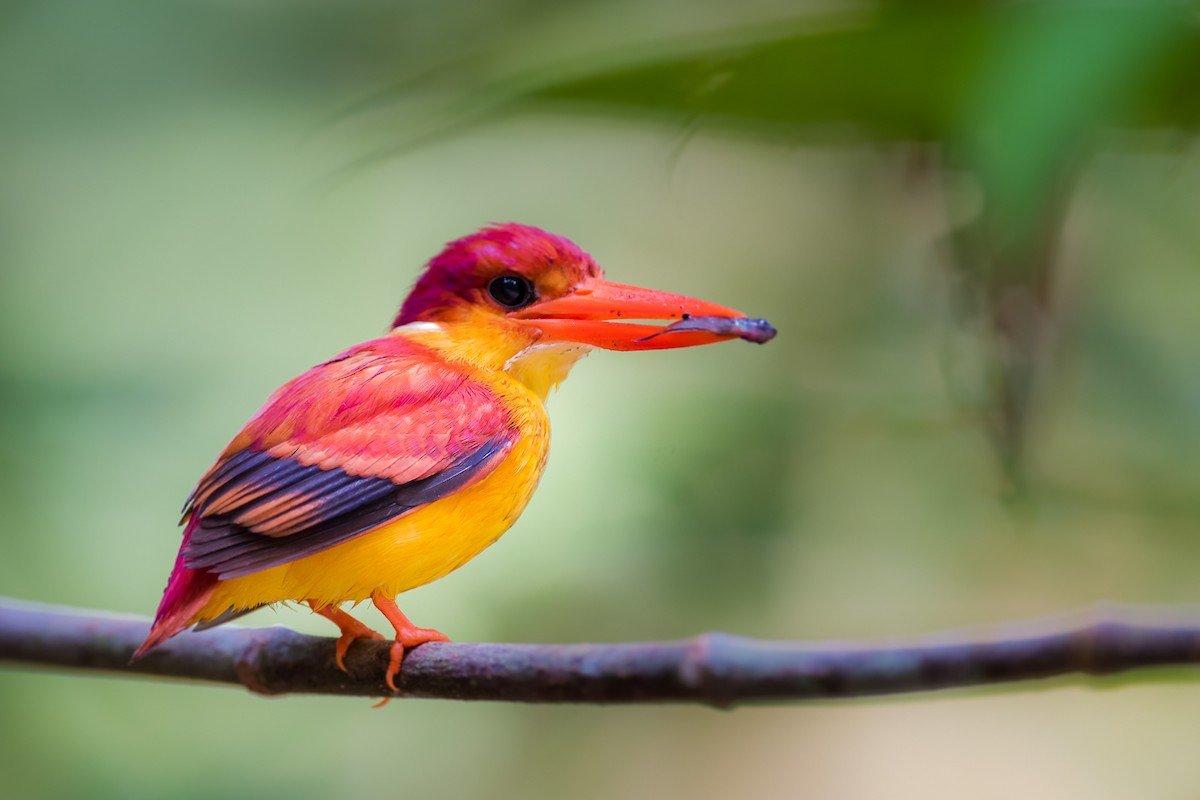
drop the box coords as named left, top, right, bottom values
left=636, top=315, right=777, bottom=345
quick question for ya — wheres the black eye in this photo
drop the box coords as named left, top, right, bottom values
left=487, top=274, right=535, bottom=309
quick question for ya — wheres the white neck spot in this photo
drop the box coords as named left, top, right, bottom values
left=394, top=321, right=443, bottom=334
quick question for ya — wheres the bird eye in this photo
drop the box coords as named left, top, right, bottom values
left=487, top=274, right=535, bottom=309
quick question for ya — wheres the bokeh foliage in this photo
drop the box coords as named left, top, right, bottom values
left=489, top=0, right=1200, bottom=480
left=3, top=1, right=1200, bottom=799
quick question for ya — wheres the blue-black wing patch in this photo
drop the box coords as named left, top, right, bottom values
left=182, top=435, right=513, bottom=579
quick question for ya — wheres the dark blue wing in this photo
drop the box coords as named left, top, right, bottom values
left=182, top=434, right=513, bottom=579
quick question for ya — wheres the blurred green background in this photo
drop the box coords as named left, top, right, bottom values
left=4, top=1, right=1200, bottom=798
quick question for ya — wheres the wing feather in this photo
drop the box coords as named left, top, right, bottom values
left=179, top=336, right=517, bottom=579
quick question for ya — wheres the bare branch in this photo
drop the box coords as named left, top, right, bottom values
left=3, top=598, right=1200, bottom=706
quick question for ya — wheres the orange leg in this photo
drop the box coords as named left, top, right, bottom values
left=371, top=593, right=450, bottom=692
left=309, top=601, right=385, bottom=672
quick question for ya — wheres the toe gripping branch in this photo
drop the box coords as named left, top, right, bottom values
left=311, top=596, right=448, bottom=693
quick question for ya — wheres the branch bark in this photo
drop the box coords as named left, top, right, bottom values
left=2, top=598, right=1199, bottom=706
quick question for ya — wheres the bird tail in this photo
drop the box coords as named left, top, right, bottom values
left=132, top=517, right=218, bottom=660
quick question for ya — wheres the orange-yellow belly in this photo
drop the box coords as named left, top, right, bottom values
left=191, top=322, right=586, bottom=622
left=197, top=399, right=549, bottom=617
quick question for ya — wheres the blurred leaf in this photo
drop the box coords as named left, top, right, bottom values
left=959, top=3, right=1189, bottom=255
left=496, top=3, right=1195, bottom=267
left=507, top=3, right=1198, bottom=146
left=516, top=10, right=990, bottom=140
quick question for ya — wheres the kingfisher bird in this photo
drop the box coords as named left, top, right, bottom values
left=135, top=223, right=773, bottom=690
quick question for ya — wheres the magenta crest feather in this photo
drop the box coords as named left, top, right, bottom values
left=393, top=223, right=601, bottom=326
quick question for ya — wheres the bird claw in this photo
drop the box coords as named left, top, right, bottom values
left=334, top=628, right=386, bottom=672
left=310, top=601, right=386, bottom=672
left=384, top=626, right=449, bottom=692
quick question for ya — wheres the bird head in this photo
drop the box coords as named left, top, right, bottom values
left=394, top=223, right=751, bottom=351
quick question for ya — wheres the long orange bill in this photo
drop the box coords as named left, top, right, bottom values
left=514, top=278, right=754, bottom=351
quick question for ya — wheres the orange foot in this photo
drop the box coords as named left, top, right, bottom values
left=372, top=593, right=450, bottom=692
left=309, top=601, right=386, bottom=671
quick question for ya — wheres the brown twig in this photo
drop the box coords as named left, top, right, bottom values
left=2, top=598, right=1200, bottom=706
